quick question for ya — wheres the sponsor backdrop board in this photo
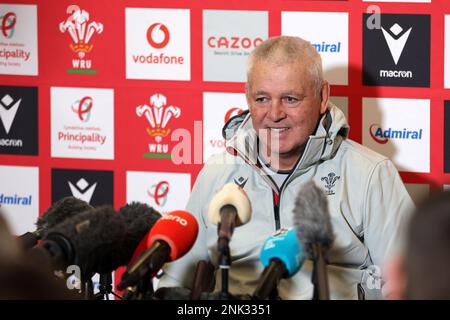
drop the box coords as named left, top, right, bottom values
left=0, top=0, right=449, bottom=296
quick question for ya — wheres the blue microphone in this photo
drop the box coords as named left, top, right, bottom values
left=253, top=227, right=304, bottom=300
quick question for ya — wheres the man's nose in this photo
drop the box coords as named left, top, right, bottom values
left=268, top=100, right=287, bottom=122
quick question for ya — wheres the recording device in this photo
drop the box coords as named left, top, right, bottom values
left=293, top=180, right=334, bottom=300
left=253, top=227, right=304, bottom=300
left=207, top=183, right=252, bottom=298
left=30, top=206, right=129, bottom=277
left=117, top=210, right=199, bottom=291
left=18, top=197, right=93, bottom=250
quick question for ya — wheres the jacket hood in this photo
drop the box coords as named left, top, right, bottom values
left=223, top=103, right=350, bottom=173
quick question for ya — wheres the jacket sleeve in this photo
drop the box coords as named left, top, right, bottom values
left=362, top=159, right=415, bottom=269
left=156, top=164, right=213, bottom=289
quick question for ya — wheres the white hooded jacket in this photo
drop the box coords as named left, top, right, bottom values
left=158, top=103, right=414, bottom=299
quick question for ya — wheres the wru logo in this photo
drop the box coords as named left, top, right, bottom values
left=321, top=172, right=340, bottom=195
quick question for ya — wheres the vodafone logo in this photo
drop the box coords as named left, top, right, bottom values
left=224, top=107, right=244, bottom=124
left=147, top=23, right=170, bottom=49
left=207, top=36, right=263, bottom=49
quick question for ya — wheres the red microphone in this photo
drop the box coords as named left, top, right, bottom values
left=118, top=210, right=198, bottom=290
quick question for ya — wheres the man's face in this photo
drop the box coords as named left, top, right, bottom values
left=246, top=61, right=329, bottom=161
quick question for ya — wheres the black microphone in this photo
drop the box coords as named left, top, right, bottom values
left=117, top=210, right=199, bottom=291
left=293, top=180, right=334, bottom=300
left=118, top=201, right=162, bottom=264
left=252, top=228, right=304, bottom=300
left=31, top=206, right=128, bottom=277
left=18, top=197, right=93, bottom=250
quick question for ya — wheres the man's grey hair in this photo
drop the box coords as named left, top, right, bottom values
left=246, top=36, right=324, bottom=94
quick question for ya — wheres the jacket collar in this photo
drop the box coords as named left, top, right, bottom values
left=224, top=103, right=349, bottom=179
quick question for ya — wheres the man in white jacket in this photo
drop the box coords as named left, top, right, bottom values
left=158, top=36, right=414, bottom=299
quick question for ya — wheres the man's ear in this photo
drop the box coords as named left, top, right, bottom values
left=320, top=80, right=330, bottom=115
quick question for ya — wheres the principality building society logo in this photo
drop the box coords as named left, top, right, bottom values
left=1, top=12, right=16, bottom=38
left=148, top=180, right=169, bottom=207
left=363, top=13, right=430, bottom=87
left=59, top=5, right=103, bottom=74
left=71, top=96, right=93, bottom=122
left=136, top=93, right=181, bottom=158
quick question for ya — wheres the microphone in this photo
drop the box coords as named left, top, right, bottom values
left=207, top=183, right=252, bottom=298
left=253, top=227, right=304, bottom=300
left=118, top=202, right=162, bottom=264
left=30, top=206, right=128, bottom=277
left=207, top=183, right=252, bottom=256
left=18, top=197, right=93, bottom=250
left=117, top=210, right=199, bottom=291
left=292, top=180, right=334, bottom=300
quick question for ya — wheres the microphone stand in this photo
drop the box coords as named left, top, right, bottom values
left=217, top=205, right=236, bottom=301
left=95, top=273, right=123, bottom=300
left=311, top=243, right=330, bottom=300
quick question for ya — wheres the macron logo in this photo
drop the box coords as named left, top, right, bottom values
left=381, top=23, right=412, bottom=65
left=68, top=178, right=97, bottom=204
left=0, top=94, right=21, bottom=134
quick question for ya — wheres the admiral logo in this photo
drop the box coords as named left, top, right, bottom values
left=137, top=93, right=181, bottom=158
left=370, top=124, right=423, bottom=144
left=0, top=86, right=38, bottom=155
left=0, top=165, right=39, bottom=235
left=312, top=41, right=341, bottom=53
left=363, top=14, right=430, bottom=87
left=126, top=8, right=190, bottom=80
left=59, top=5, right=103, bottom=74
left=52, top=168, right=113, bottom=207
left=147, top=181, right=169, bottom=207
left=68, top=178, right=97, bottom=204
left=0, top=193, right=32, bottom=205
left=362, top=97, right=430, bottom=173
left=0, top=5, right=37, bottom=75
left=281, top=11, right=348, bottom=85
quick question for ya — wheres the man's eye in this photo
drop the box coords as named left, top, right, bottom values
left=255, top=97, right=268, bottom=103
left=283, top=96, right=298, bottom=103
